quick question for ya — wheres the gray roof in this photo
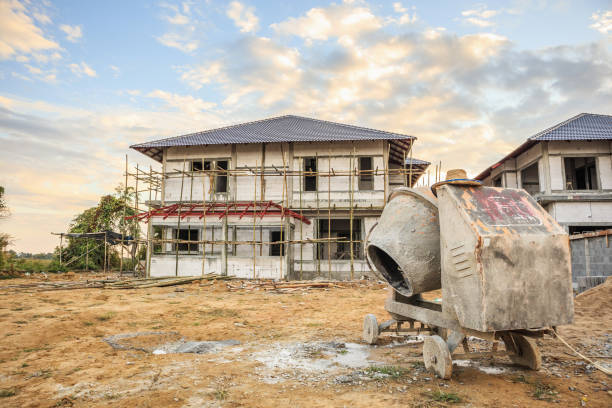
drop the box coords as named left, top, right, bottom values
left=476, top=113, right=612, bottom=180
left=131, top=115, right=414, bottom=162
left=405, top=158, right=430, bottom=166
left=529, top=113, right=612, bottom=141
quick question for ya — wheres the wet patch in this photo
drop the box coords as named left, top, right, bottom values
left=251, top=341, right=374, bottom=383
left=103, top=331, right=240, bottom=355
left=454, top=359, right=509, bottom=375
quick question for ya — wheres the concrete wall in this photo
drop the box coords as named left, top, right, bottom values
left=148, top=213, right=380, bottom=280
left=570, top=232, right=612, bottom=291
left=162, top=141, right=387, bottom=206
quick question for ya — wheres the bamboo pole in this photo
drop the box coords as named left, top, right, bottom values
left=327, top=148, right=331, bottom=280
left=298, top=157, right=303, bottom=281
left=253, top=160, right=257, bottom=279
left=146, top=165, right=153, bottom=278
left=175, top=159, right=186, bottom=277
left=315, top=151, right=320, bottom=277
left=120, top=155, right=128, bottom=275
left=349, top=146, right=355, bottom=280
left=408, top=141, right=414, bottom=187
left=280, top=145, right=287, bottom=280
left=201, top=159, right=207, bottom=277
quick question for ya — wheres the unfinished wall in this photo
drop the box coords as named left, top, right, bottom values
left=570, top=231, right=612, bottom=292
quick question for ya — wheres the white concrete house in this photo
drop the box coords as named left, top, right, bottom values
left=476, top=113, right=612, bottom=234
left=131, top=115, right=428, bottom=279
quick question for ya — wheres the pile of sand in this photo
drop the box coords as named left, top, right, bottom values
left=575, top=276, right=612, bottom=313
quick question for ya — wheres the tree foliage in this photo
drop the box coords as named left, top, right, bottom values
left=0, top=186, right=10, bottom=270
left=0, top=186, right=8, bottom=219
left=53, top=185, right=141, bottom=271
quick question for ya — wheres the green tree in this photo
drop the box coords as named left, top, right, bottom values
left=0, top=186, right=10, bottom=270
left=53, top=185, right=141, bottom=271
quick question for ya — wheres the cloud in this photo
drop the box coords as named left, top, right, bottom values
left=180, top=37, right=302, bottom=107
left=271, top=2, right=382, bottom=43
left=69, top=61, right=97, bottom=77
left=156, top=32, right=198, bottom=53
left=590, top=10, right=611, bottom=34
left=226, top=1, right=259, bottom=33
left=390, top=2, right=417, bottom=25
left=110, top=65, right=120, bottom=77
left=179, top=61, right=224, bottom=90
left=147, top=90, right=216, bottom=114
left=155, top=2, right=200, bottom=53
left=461, top=5, right=500, bottom=27
left=59, top=24, right=83, bottom=42
left=0, top=0, right=60, bottom=60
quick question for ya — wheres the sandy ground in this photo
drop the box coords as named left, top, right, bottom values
left=0, top=273, right=610, bottom=408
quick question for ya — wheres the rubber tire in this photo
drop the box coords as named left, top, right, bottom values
left=503, top=333, right=542, bottom=370
left=423, top=335, right=453, bottom=379
left=363, top=314, right=379, bottom=345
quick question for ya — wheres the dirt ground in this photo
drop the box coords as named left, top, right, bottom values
left=0, top=273, right=610, bottom=408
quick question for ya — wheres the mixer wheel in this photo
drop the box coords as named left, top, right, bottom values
left=423, top=335, right=453, bottom=379
left=363, top=314, right=379, bottom=345
left=502, top=333, right=541, bottom=370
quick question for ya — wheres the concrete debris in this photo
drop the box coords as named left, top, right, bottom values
left=103, top=331, right=239, bottom=355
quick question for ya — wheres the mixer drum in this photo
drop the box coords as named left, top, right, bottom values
left=367, top=187, right=441, bottom=297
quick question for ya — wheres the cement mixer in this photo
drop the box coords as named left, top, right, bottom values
left=363, top=182, right=574, bottom=379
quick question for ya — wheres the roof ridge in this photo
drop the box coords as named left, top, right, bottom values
left=284, top=115, right=415, bottom=139
left=130, top=114, right=415, bottom=148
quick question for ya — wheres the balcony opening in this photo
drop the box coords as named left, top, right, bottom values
left=564, top=157, right=598, bottom=190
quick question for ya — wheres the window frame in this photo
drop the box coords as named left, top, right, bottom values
left=303, top=157, right=318, bottom=192
left=358, top=156, right=374, bottom=191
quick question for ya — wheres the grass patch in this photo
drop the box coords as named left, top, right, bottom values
left=13, top=320, right=27, bottom=324
left=199, top=308, right=240, bottom=319
left=512, top=374, right=529, bottom=384
left=213, top=388, right=228, bottom=401
left=429, top=390, right=462, bottom=403
left=532, top=381, right=558, bottom=401
left=364, top=365, right=410, bottom=379
left=0, top=388, right=16, bottom=398
left=23, top=347, right=44, bottom=353
left=83, top=321, right=94, bottom=326
left=95, top=312, right=116, bottom=322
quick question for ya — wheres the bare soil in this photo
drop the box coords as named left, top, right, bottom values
left=0, top=273, right=610, bottom=407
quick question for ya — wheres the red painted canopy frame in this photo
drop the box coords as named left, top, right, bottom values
left=126, top=201, right=311, bottom=225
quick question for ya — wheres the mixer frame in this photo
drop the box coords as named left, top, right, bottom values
left=363, top=289, right=548, bottom=379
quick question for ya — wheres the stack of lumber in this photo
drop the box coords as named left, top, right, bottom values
left=226, top=280, right=367, bottom=292
left=104, top=274, right=233, bottom=289
left=0, top=273, right=233, bottom=292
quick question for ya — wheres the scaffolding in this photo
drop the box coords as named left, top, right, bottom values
left=119, top=151, right=441, bottom=280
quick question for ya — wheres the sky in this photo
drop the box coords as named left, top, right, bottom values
left=0, top=0, right=611, bottom=253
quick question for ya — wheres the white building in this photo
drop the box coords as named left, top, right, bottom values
left=476, top=113, right=612, bottom=234
left=131, top=115, right=428, bottom=279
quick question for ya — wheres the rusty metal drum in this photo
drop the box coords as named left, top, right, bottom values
left=366, top=187, right=441, bottom=297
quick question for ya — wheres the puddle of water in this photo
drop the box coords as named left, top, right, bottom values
left=453, top=359, right=507, bottom=375
left=252, top=341, right=373, bottom=383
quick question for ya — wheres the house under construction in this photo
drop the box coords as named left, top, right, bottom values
left=129, top=115, right=430, bottom=280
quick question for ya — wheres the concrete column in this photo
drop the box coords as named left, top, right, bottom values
left=541, top=142, right=552, bottom=194
left=221, top=218, right=228, bottom=276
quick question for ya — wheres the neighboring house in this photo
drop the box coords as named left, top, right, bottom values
left=476, top=113, right=612, bottom=234
left=131, top=115, right=429, bottom=280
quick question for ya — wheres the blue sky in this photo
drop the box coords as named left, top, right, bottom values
left=0, top=0, right=611, bottom=252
